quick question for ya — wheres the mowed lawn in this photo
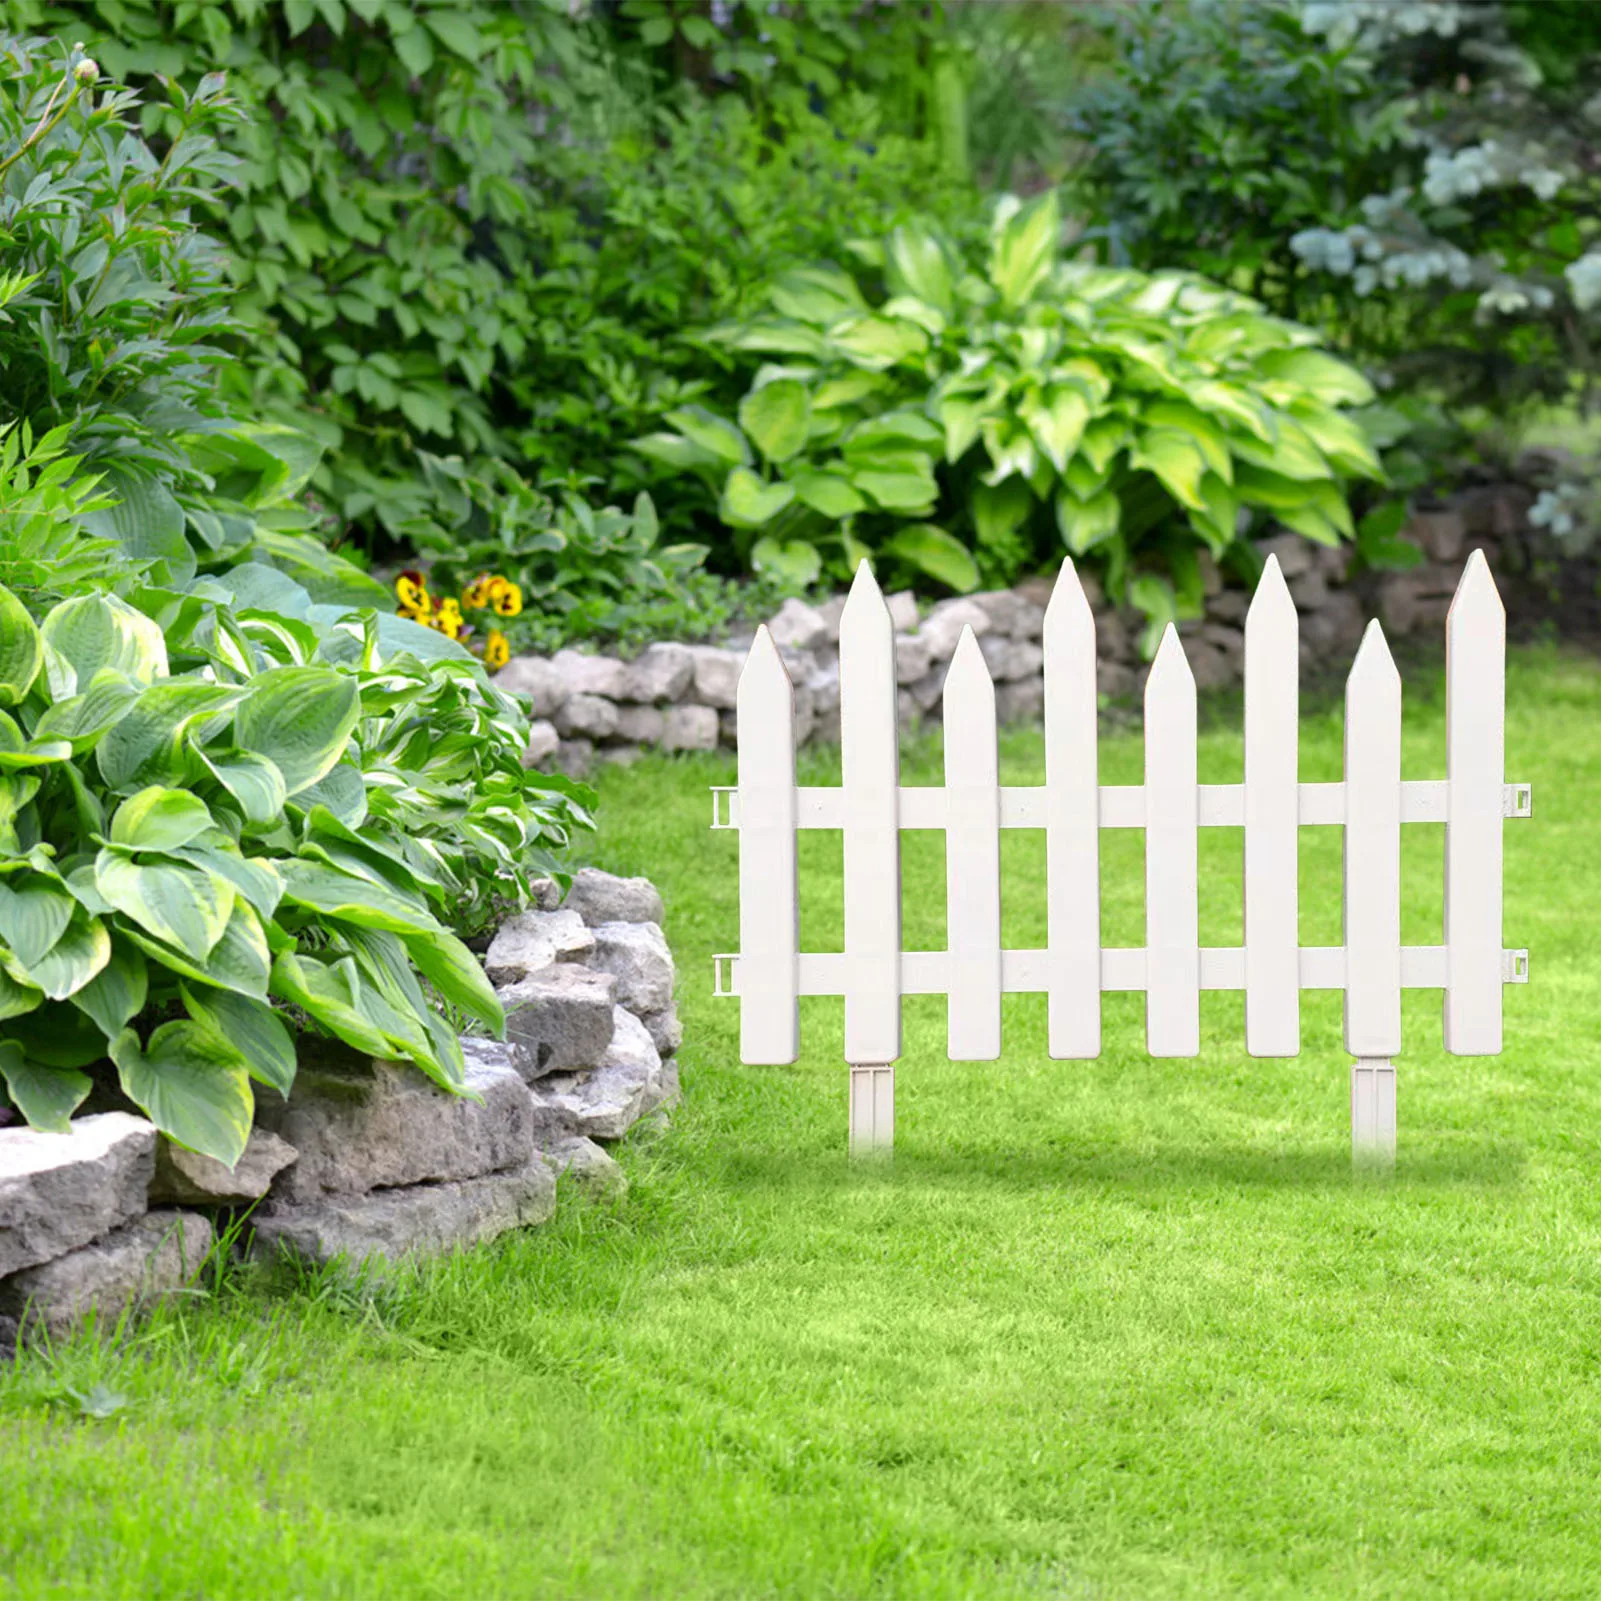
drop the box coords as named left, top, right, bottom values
left=3, top=643, right=1599, bottom=1601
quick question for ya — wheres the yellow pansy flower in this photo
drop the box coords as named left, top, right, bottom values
left=483, top=629, right=510, bottom=670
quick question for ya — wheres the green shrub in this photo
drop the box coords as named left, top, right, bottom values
left=0, top=570, right=591, bottom=1163
left=0, top=31, right=381, bottom=604
left=20, top=0, right=974, bottom=553
left=637, top=191, right=1382, bottom=645
left=408, top=456, right=796, bottom=657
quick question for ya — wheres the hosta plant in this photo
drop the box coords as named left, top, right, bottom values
left=0, top=577, right=591, bottom=1165
left=636, top=191, right=1384, bottom=642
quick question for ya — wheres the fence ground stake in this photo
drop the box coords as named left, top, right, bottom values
left=848, top=1064, right=894, bottom=1159
left=1351, top=1057, right=1396, bottom=1168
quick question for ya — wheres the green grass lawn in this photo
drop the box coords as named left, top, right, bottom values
left=3, top=643, right=1599, bottom=1601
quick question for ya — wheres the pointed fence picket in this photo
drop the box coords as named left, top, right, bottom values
left=712, top=553, right=1533, bottom=1164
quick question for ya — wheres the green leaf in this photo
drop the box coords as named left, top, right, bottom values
left=972, top=480, right=1035, bottom=549
left=70, top=937, right=148, bottom=1038
left=276, top=860, right=440, bottom=936
left=1131, top=431, right=1208, bottom=512
left=1143, top=402, right=1233, bottom=483
left=422, top=9, right=485, bottom=59
left=197, top=748, right=288, bottom=825
left=767, top=265, right=866, bottom=325
left=270, top=950, right=392, bottom=1058
left=1289, top=402, right=1385, bottom=480
left=788, top=468, right=865, bottom=519
left=852, top=465, right=937, bottom=514
left=40, top=593, right=167, bottom=696
left=738, top=379, right=812, bottom=464
left=28, top=913, right=112, bottom=1001
left=404, top=928, right=503, bottom=1035
left=233, top=667, right=360, bottom=797
left=630, top=432, right=721, bottom=474
left=662, top=406, right=750, bottom=466
left=33, top=670, right=140, bottom=753
left=0, top=961, right=42, bottom=1021
left=881, top=524, right=980, bottom=592
left=1054, top=488, right=1122, bottom=556
left=1193, top=474, right=1239, bottom=555
left=0, top=874, right=75, bottom=967
left=1079, top=417, right=1130, bottom=476
left=719, top=468, right=796, bottom=529
left=1230, top=417, right=1331, bottom=481
left=749, top=537, right=823, bottom=587
left=110, top=787, right=215, bottom=853
left=122, top=898, right=272, bottom=999
left=111, top=1021, right=253, bottom=1168
left=884, top=222, right=956, bottom=317
left=96, top=681, right=246, bottom=792
left=828, top=315, right=929, bottom=371
left=4, top=1003, right=111, bottom=1068
left=95, top=852, right=234, bottom=959
left=989, top=190, right=1059, bottom=310
left=0, top=582, right=42, bottom=708
left=0, top=1043, right=89, bottom=1133
left=1129, top=574, right=1178, bottom=659
left=1021, top=388, right=1092, bottom=474
left=82, top=472, right=196, bottom=588
left=1256, top=348, right=1375, bottom=406
left=181, top=985, right=296, bottom=1098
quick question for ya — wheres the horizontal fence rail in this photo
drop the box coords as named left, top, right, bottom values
left=713, top=551, right=1531, bottom=1164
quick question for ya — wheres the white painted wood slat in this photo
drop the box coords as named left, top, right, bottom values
left=1244, top=554, right=1301, bottom=1056
left=943, top=627, right=1003, bottom=1059
left=734, top=626, right=799, bottom=1062
left=1043, top=558, right=1101, bottom=1058
left=1444, top=550, right=1506, bottom=1054
left=838, top=561, right=902, bottom=1065
left=1343, top=621, right=1403, bottom=1057
left=1144, top=626, right=1200, bottom=1056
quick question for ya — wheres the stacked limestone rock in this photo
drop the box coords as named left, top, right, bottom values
left=0, top=868, right=678, bottom=1348
left=500, top=486, right=1530, bottom=776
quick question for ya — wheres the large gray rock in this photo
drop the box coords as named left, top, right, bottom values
left=531, top=1007, right=664, bottom=1141
left=0, top=1209, right=213, bottom=1338
left=553, top=738, right=593, bottom=779
left=642, top=1005, right=682, bottom=1057
left=979, top=635, right=1044, bottom=682
left=250, top=1159, right=555, bottom=1268
left=562, top=867, right=665, bottom=926
left=496, top=656, right=568, bottom=719
left=257, top=1051, right=534, bottom=1203
left=485, top=907, right=594, bottom=987
left=588, top=921, right=674, bottom=1013
left=0, top=1114, right=155, bottom=1278
left=522, top=719, right=559, bottom=768
left=885, top=590, right=920, bottom=632
left=541, top=1135, right=627, bottom=1200
left=150, top=1129, right=298, bottom=1206
left=894, top=633, right=933, bottom=685
left=660, top=703, right=719, bottom=752
left=685, top=645, right=743, bottom=708
left=613, top=703, right=665, bottom=744
left=919, top=598, right=992, bottom=660
left=499, top=962, right=619, bottom=1078
left=550, top=648, right=630, bottom=700
left=767, top=597, right=829, bottom=652
left=995, top=677, right=1045, bottom=725
left=555, top=692, right=619, bottom=740
left=623, top=642, right=694, bottom=703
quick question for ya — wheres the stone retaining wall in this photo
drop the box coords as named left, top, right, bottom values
left=0, top=868, right=677, bottom=1352
left=500, top=484, right=1531, bottom=779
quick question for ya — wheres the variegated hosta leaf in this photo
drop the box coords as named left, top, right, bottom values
left=180, top=984, right=296, bottom=1098
left=0, top=1042, right=89, bottom=1133
left=232, top=665, right=360, bottom=796
left=39, top=592, right=168, bottom=699
left=95, top=852, right=234, bottom=960
left=110, top=1021, right=254, bottom=1168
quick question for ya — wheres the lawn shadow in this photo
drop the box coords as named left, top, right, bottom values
left=710, top=1137, right=1525, bottom=1197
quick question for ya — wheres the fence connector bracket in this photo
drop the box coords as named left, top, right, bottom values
left=1351, top=1057, right=1396, bottom=1170
left=1503, top=783, right=1533, bottom=818
left=711, top=953, right=737, bottom=997
left=1502, top=949, right=1530, bottom=983
left=709, top=786, right=738, bottom=829
left=848, top=1063, right=894, bottom=1160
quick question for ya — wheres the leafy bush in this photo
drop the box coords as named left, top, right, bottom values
left=406, top=457, right=796, bottom=657
left=21, top=0, right=974, bottom=554
left=0, top=31, right=381, bottom=604
left=1059, top=0, right=1406, bottom=329
left=637, top=192, right=1382, bottom=641
left=0, top=571, right=591, bottom=1163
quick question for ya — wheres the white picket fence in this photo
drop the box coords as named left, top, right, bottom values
left=711, top=551, right=1531, bottom=1162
